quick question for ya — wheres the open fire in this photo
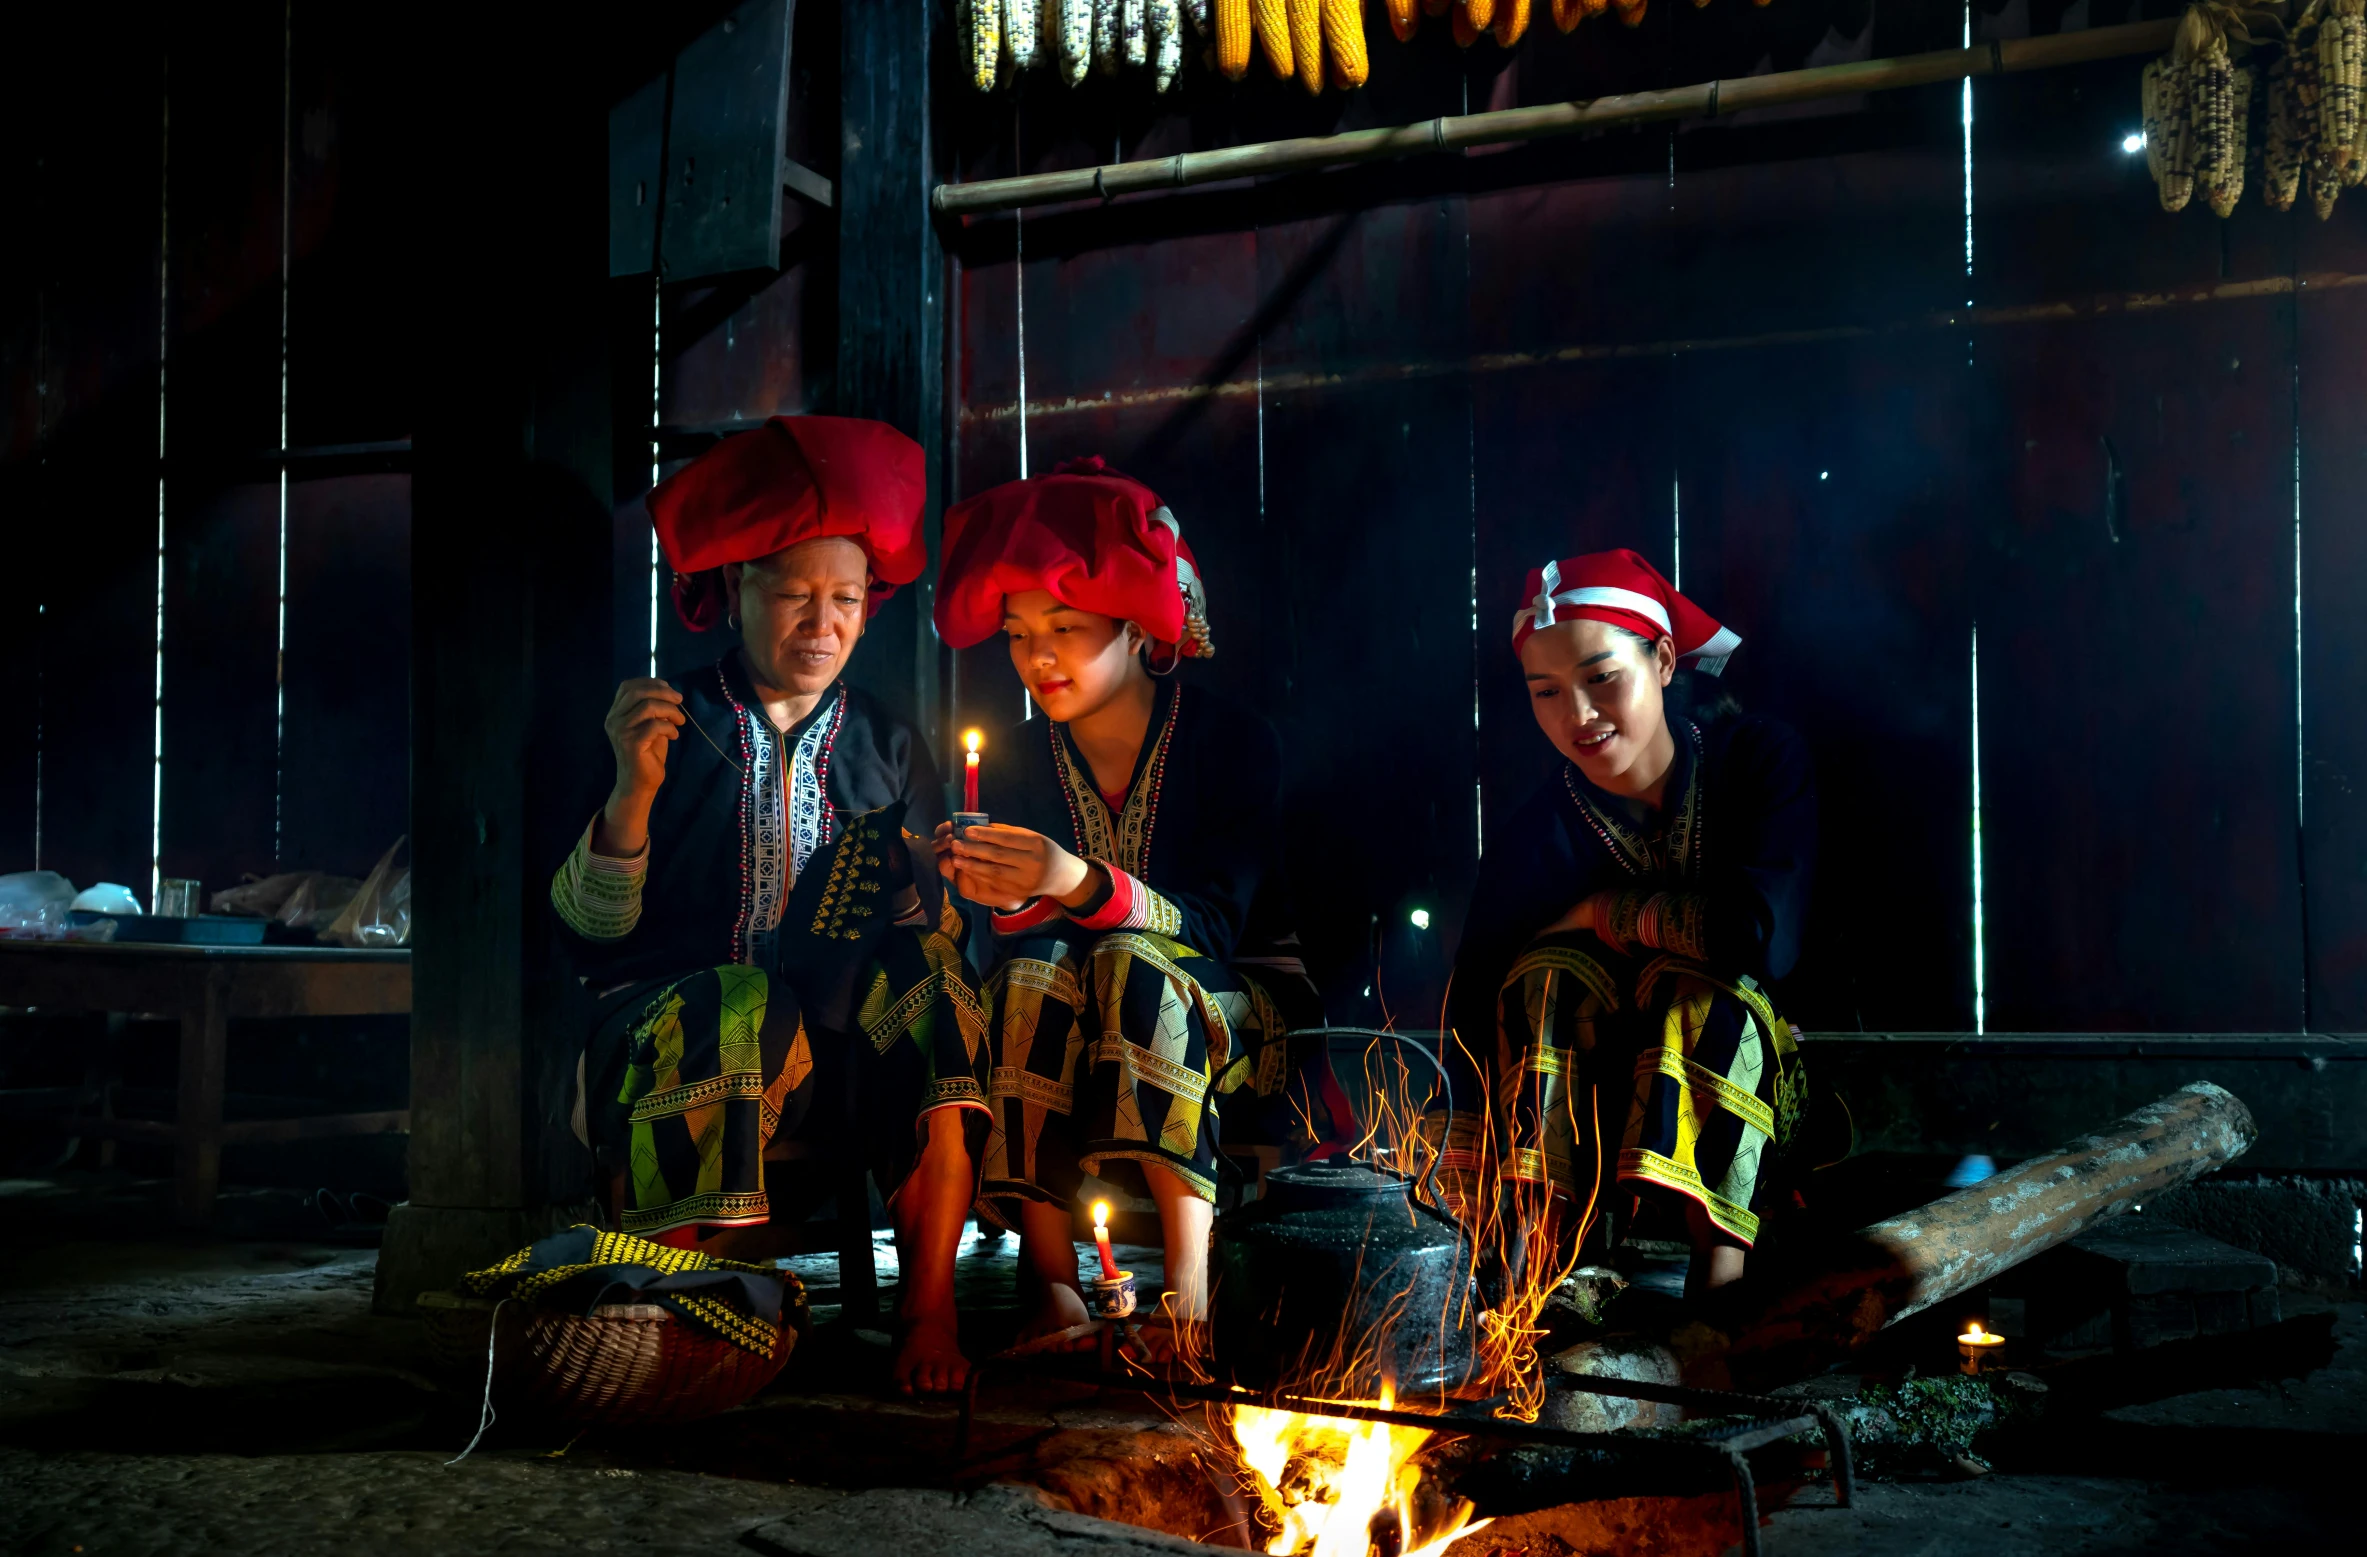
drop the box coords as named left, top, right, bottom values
left=1228, top=1385, right=1489, bottom=1557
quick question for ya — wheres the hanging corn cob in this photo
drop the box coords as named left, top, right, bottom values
left=1389, top=0, right=1422, bottom=42
left=966, top=0, right=1003, bottom=93
left=1185, top=0, right=1212, bottom=37
left=1324, top=0, right=1370, bottom=86
left=1549, top=0, right=1583, bottom=27
left=2321, top=0, right=2366, bottom=166
left=1007, top=0, right=1040, bottom=69
left=2264, top=50, right=2305, bottom=210
left=2205, top=63, right=2253, bottom=215
left=1125, top=0, right=1149, bottom=66
left=1463, top=0, right=1497, bottom=26
left=1494, top=0, right=1532, bottom=44
left=1288, top=0, right=1324, bottom=91
left=1218, top=0, right=1253, bottom=76
left=1616, top=0, right=1650, bottom=25
left=1152, top=0, right=1183, bottom=89
left=1253, top=0, right=1294, bottom=77
left=1095, top=0, right=1121, bottom=74
left=1058, top=0, right=1093, bottom=84
left=1452, top=7, right=1482, bottom=44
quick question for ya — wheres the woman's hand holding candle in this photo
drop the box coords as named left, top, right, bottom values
left=1091, top=1200, right=1121, bottom=1282
left=946, top=822, right=1102, bottom=911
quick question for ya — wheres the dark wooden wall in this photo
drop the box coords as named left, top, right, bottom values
left=941, top=0, right=2364, bottom=1036
left=2, top=2, right=419, bottom=902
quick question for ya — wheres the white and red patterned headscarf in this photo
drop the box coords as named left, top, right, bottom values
left=1509, top=548, right=1741, bottom=675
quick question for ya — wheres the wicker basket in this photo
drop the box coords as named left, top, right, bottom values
left=418, top=1290, right=795, bottom=1426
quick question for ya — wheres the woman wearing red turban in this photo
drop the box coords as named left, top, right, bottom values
left=549, top=416, right=988, bottom=1394
left=1439, top=549, right=1817, bottom=1300
left=933, top=459, right=1322, bottom=1342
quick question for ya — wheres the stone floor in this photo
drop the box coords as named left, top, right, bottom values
left=0, top=1172, right=2358, bottom=1556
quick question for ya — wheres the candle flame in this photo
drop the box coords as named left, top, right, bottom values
left=963, top=727, right=984, bottom=754
left=1959, top=1321, right=2001, bottom=1344
left=1092, top=1199, right=1109, bottom=1230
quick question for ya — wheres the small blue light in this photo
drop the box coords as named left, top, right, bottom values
left=1410, top=908, right=1432, bottom=930
left=2121, top=131, right=2146, bottom=155
left=1819, top=471, right=1830, bottom=481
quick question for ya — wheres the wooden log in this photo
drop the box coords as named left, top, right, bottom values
left=1551, top=1082, right=2257, bottom=1400
left=931, top=19, right=2180, bottom=217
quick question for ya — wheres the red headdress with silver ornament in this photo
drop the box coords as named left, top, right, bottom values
left=1509, top=548, right=1741, bottom=674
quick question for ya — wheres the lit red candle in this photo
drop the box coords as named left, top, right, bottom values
left=962, top=728, right=983, bottom=813
left=1091, top=1199, right=1120, bottom=1281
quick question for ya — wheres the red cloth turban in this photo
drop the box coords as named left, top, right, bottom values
left=1509, top=548, right=1741, bottom=674
left=647, top=415, right=927, bottom=630
left=933, top=457, right=1213, bottom=660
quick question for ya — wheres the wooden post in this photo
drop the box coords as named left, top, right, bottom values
left=837, top=0, right=948, bottom=754
left=374, top=5, right=617, bottom=1312
left=173, top=964, right=231, bottom=1228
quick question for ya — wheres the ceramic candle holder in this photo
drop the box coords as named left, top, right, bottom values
left=1088, top=1271, right=1138, bottom=1320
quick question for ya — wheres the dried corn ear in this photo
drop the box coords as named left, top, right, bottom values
left=1186, top=0, right=1213, bottom=35
left=2320, top=2, right=2364, bottom=167
left=1218, top=0, right=1252, bottom=75
left=1153, top=0, right=1182, bottom=88
left=1059, top=0, right=1094, bottom=83
left=1288, top=0, right=1323, bottom=90
left=1494, top=0, right=1531, bottom=43
left=1550, top=0, right=1583, bottom=29
left=2264, top=51, right=2307, bottom=211
left=1253, top=0, right=1294, bottom=76
left=966, top=0, right=1003, bottom=92
left=2314, top=161, right=2343, bottom=216
left=1324, top=0, right=1369, bottom=84
left=2153, top=47, right=2198, bottom=211
left=2206, top=66, right=2251, bottom=216
left=1125, top=0, right=1149, bottom=66
left=1008, top=0, right=1040, bottom=68
left=1096, top=0, right=1121, bottom=73
left=1617, top=0, right=1649, bottom=26
left=1452, top=7, right=1480, bottom=42
left=2192, top=39, right=2241, bottom=198
left=1464, top=0, right=1497, bottom=26
left=1389, top=0, right=1422, bottom=41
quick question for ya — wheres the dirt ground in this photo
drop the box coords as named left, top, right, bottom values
left=1, top=1172, right=2358, bottom=1557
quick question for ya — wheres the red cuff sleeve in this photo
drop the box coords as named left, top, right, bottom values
left=990, top=897, right=1064, bottom=936
left=1068, top=864, right=1183, bottom=937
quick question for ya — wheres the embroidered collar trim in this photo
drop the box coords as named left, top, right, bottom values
left=1050, top=680, right=1181, bottom=880
left=1562, top=720, right=1706, bottom=882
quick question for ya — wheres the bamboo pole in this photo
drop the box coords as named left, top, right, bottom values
left=933, top=20, right=2177, bottom=218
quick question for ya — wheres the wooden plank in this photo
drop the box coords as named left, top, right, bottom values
left=286, top=4, right=427, bottom=447
left=159, top=483, right=279, bottom=894
left=1255, top=192, right=1476, bottom=1022
left=26, top=11, right=167, bottom=895
left=281, top=473, right=411, bottom=874
left=2297, top=206, right=2367, bottom=1032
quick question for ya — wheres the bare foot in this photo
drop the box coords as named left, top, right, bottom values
left=1019, top=1281, right=1091, bottom=1343
left=892, top=1315, right=971, bottom=1396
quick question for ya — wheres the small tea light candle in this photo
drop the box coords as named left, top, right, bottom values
left=1091, top=1199, right=1121, bottom=1282
left=962, top=728, right=984, bottom=813
left=1958, top=1319, right=2006, bottom=1374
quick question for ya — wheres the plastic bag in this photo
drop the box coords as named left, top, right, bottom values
left=0, top=871, right=76, bottom=938
left=323, top=838, right=410, bottom=948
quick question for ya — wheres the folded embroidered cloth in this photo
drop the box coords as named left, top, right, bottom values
left=458, top=1224, right=798, bottom=1357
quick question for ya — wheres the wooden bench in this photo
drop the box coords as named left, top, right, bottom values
left=0, top=939, right=413, bottom=1227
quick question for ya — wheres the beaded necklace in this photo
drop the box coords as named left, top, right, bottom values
left=1562, top=719, right=1706, bottom=882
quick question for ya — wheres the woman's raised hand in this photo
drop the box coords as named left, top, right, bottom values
left=947, top=823, right=1094, bottom=911
left=594, top=678, right=685, bottom=857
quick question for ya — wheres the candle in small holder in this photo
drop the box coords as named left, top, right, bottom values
left=954, top=728, right=988, bottom=839
left=1090, top=1199, right=1121, bottom=1281
left=1957, top=1319, right=2007, bottom=1375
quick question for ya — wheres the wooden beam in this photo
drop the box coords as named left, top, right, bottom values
left=838, top=0, right=948, bottom=754
left=932, top=20, right=2179, bottom=218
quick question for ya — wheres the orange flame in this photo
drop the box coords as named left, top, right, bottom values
left=1228, top=1383, right=1490, bottom=1557
left=963, top=727, right=984, bottom=754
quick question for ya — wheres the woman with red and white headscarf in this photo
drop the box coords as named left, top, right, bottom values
left=1439, top=549, right=1817, bottom=1299
left=932, top=459, right=1325, bottom=1342
left=551, top=416, right=988, bottom=1395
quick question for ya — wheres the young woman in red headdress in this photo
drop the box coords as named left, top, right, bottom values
left=931, top=459, right=1322, bottom=1341
left=1439, top=550, right=1816, bottom=1299
left=550, top=416, right=989, bottom=1394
